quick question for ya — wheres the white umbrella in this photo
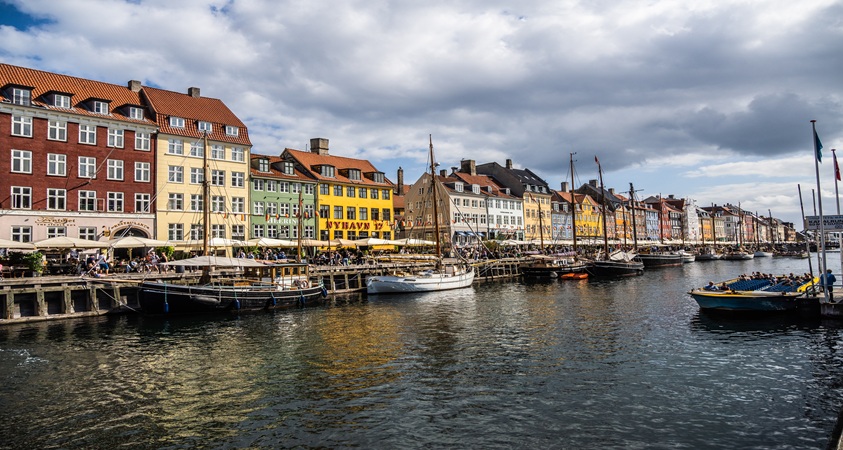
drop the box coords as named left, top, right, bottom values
left=34, top=236, right=106, bottom=249
left=246, top=237, right=297, bottom=247
left=351, top=237, right=397, bottom=246
left=180, top=238, right=248, bottom=247
left=162, top=255, right=268, bottom=267
left=0, top=238, right=36, bottom=250
left=107, top=236, right=169, bottom=248
left=395, top=238, right=436, bottom=246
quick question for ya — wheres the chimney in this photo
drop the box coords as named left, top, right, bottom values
left=128, top=80, right=142, bottom=92
left=560, top=181, right=569, bottom=192
left=439, top=169, right=447, bottom=177
left=397, top=167, right=404, bottom=194
left=187, top=87, right=201, bottom=98
left=310, top=138, right=329, bottom=155
left=460, top=159, right=477, bottom=176
left=451, top=166, right=458, bottom=175
left=589, top=179, right=598, bottom=187
left=506, top=159, right=513, bottom=170
left=668, top=194, right=675, bottom=199
left=608, top=188, right=615, bottom=195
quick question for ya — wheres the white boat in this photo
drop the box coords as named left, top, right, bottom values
left=366, top=135, right=475, bottom=295
left=678, top=250, right=696, bottom=263
left=753, top=250, right=774, bottom=257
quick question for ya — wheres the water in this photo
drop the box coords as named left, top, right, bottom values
left=2, top=258, right=843, bottom=449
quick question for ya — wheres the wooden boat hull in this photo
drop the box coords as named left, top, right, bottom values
left=722, top=252, right=755, bottom=260
left=695, top=253, right=722, bottom=261
left=637, top=253, right=683, bottom=267
left=688, top=290, right=801, bottom=312
left=366, top=270, right=475, bottom=294
left=139, top=281, right=326, bottom=314
left=520, top=261, right=588, bottom=278
left=586, top=260, right=644, bottom=277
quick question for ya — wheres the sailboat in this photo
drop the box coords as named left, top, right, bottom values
left=138, top=133, right=326, bottom=314
left=585, top=157, right=644, bottom=277
left=366, top=136, right=475, bottom=294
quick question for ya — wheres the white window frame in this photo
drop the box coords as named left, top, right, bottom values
left=168, top=193, right=184, bottom=211
left=107, top=192, right=124, bottom=212
left=47, top=188, right=66, bottom=210
left=11, top=150, right=32, bottom=174
left=190, top=168, right=203, bottom=184
left=135, top=132, right=151, bottom=151
left=189, top=142, right=203, bottom=157
left=107, top=129, right=124, bottom=148
left=92, top=100, right=109, bottom=114
left=231, top=197, right=245, bottom=214
left=231, top=147, right=245, bottom=162
left=135, top=193, right=151, bottom=213
left=12, top=88, right=30, bottom=106
left=134, top=162, right=150, bottom=182
left=79, top=157, right=96, bottom=178
left=168, top=165, right=184, bottom=183
left=225, top=125, right=239, bottom=136
left=211, top=170, right=225, bottom=186
left=11, top=115, right=32, bottom=137
left=167, top=139, right=184, bottom=155
left=53, top=94, right=71, bottom=108
left=198, top=121, right=212, bottom=133
left=211, top=144, right=224, bottom=160
left=231, top=172, right=245, bottom=188
left=107, top=159, right=124, bottom=181
left=169, top=116, right=185, bottom=128
left=47, top=153, right=66, bottom=176
left=78, top=190, right=96, bottom=211
left=11, top=186, right=31, bottom=209
left=168, top=223, right=184, bottom=241
left=128, top=106, right=144, bottom=120
left=48, top=120, right=67, bottom=141
left=79, top=124, right=97, bottom=145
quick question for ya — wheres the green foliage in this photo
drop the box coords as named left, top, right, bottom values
left=155, top=246, right=175, bottom=259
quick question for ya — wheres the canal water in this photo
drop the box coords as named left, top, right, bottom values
left=2, top=257, right=843, bottom=449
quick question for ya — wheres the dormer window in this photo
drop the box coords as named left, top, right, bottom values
left=169, top=116, right=185, bottom=128
left=225, top=125, right=239, bottom=137
left=128, top=106, right=144, bottom=120
left=454, top=182, right=463, bottom=192
left=472, top=184, right=480, bottom=194
left=282, top=161, right=294, bottom=175
left=92, top=100, right=109, bottom=114
left=258, top=158, right=270, bottom=172
left=198, top=121, right=212, bottom=133
left=53, top=94, right=71, bottom=108
left=321, top=165, right=335, bottom=178
left=371, top=172, right=385, bottom=183
left=348, top=169, right=361, bottom=180
left=11, top=87, right=30, bottom=106
left=505, top=188, right=511, bottom=195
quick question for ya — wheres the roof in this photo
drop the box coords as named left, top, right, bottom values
left=392, top=185, right=410, bottom=210
left=249, top=154, right=313, bottom=181
left=283, top=148, right=393, bottom=188
left=0, top=63, right=152, bottom=125
left=142, top=86, right=251, bottom=146
left=449, top=172, right=516, bottom=198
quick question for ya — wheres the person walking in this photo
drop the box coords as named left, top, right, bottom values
left=822, top=269, right=837, bottom=302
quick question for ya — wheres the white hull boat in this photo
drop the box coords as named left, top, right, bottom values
left=366, top=269, right=475, bottom=294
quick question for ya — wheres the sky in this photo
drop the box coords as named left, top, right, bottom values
left=1, top=0, right=841, bottom=227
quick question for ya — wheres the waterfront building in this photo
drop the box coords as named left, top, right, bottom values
left=476, top=159, right=549, bottom=242
left=0, top=64, right=158, bottom=242
left=249, top=155, right=317, bottom=241
left=437, top=170, right=488, bottom=246
left=550, top=189, right=572, bottom=242
left=283, top=139, right=394, bottom=241
left=575, top=179, right=623, bottom=242
left=144, top=86, right=251, bottom=250
left=392, top=167, right=409, bottom=239
left=696, top=206, right=715, bottom=243
left=452, top=161, right=520, bottom=241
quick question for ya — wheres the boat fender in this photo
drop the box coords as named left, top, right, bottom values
left=163, top=301, right=169, bottom=314
left=271, top=295, right=277, bottom=307
left=234, top=299, right=241, bottom=310
left=321, top=286, right=328, bottom=298
left=298, top=294, right=306, bottom=306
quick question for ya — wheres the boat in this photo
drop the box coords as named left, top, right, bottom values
left=585, top=165, right=644, bottom=277
left=366, top=136, right=475, bottom=294
left=560, top=272, right=589, bottom=280
left=722, top=250, right=755, bottom=260
left=678, top=250, right=696, bottom=263
left=139, top=258, right=326, bottom=314
left=695, top=247, right=722, bottom=261
left=753, top=250, right=774, bottom=258
left=688, top=276, right=817, bottom=313
left=520, top=253, right=588, bottom=278
left=636, top=247, right=683, bottom=267
left=138, top=133, right=326, bottom=314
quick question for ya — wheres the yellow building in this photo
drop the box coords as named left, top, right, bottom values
left=576, top=195, right=601, bottom=240
left=144, top=86, right=252, bottom=249
left=283, top=139, right=394, bottom=241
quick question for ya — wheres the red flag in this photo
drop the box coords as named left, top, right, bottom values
left=835, top=150, right=841, bottom=181
left=594, top=155, right=600, bottom=166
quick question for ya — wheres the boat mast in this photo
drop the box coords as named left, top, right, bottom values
left=629, top=183, right=639, bottom=250
left=569, top=152, right=578, bottom=254
left=429, top=135, right=442, bottom=260
left=297, top=190, right=303, bottom=263
left=596, top=157, right=609, bottom=259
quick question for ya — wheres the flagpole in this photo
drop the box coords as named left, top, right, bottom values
left=834, top=148, right=842, bottom=275
left=812, top=119, right=829, bottom=303
left=798, top=184, right=814, bottom=282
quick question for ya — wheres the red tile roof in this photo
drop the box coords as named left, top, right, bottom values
left=450, top=172, right=516, bottom=198
left=0, top=63, right=152, bottom=125
left=249, top=154, right=313, bottom=181
left=142, top=86, right=251, bottom=146
left=283, top=148, right=394, bottom=188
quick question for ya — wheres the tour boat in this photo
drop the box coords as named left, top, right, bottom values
left=688, top=276, right=817, bottom=313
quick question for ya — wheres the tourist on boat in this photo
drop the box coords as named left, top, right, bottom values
left=821, top=269, right=837, bottom=302
left=704, top=281, right=718, bottom=291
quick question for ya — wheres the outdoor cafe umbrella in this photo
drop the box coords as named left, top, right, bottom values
left=246, top=237, right=297, bottom=247
left=106, top=236, right=169, bottom=248
left=0, top=238, right=36, bottom=250
left=34, top=236, right=107, bottom=249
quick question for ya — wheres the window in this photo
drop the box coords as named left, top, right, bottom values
left=304, top=184, right=314, bottom=195
left=169, top=116, right=185, bottom=128
left=190, top=168, right=203, bottom=184
left=168, top=166, right=183, bottom=183
left=359, top=187, right=366, bottom=198
left=79, top=191, right=96, bottom=211
left=48, top=121, right=67, bottom=141
left=168, top=193, right=183, bottom=211
left=252, top=224, right=265, bottom=238
left=46, top=226, right=65, bottom=238
left=319, top=205, right=329, bottom=218
left=135, top=132, right=151, bottom=151
left=372, top=208, right=380, bottom=220
left=282, top=161, right=294, bottom=175
left=189, top=141, right=203, bottom=157
left=291, top=202, right=300, bottom=217
left=322, top=165, right=335, bottom=177
left=359, top=207, right=368, bottom=220
left=47, top=188, right=66, bottom=210
left=347, top=206, right=356, bottom=220
left=168, top=223, right=184, bottom=241
left=231, top=147, right=245, bottom=162
left=211, top=144, right=224, bottom=160
left=167, top=139, right=183, bottom=155
left=333, top=185, right=343, bottom=196
left=79, top=157, right=96, bottom=179
left=372, top=172, right=385, bottom=183
left=198, top=121, right=212, bottom=133
left=54, top=94, right=71, bottom=108
left=371, top=189, right=379, bottom=199
left=266, top=224, right=278, bottom=238
left=266, top=202, right=277, bottom=217
left=258, top=159, right=270, bottom=172
left=231, top=197, right=245, bottom=213
left=189, top=225, right=203, bottom=240
left=135, top=162, right=150, bottom=182
left=231, top=172, right=245, bottom=188
left=253, top=201, right=265, bottom=215
left=320, top=184, right=329, bottom=195
left=11, top=115, right=32, bottom=137
left=304, top=226, right=315, bottom=239
left=79, top=124, right=96, bottom=144
left=347, top=186, right=355, bottom=198
left=11, top=150, right=32, bottom=173
left=454, top=183, right=464, bottom=193
left=211, top=170, right=225, bottom=186
left=11, top=88, right=30, bottom=106
left=128, top=106, right=144, bottom=120
left=211, top=196, right=225, bottom=212
left=225, top=125, right=239, bottom=136
left=383, top=209, right=391, bottom=221
left=190, top=194, right=203, bottom=211
left=11, top=226, right=32, bottom=243
left=232, top=225, right=245, bottom=241
left=135, top=193, right=151, bottom=213
left=79, top=227, right=97, bottom=241
left=253, top=179, right=265, bottom=191
left=334, top=206, right=343, bottom=219
left=92, top=101, right=109, bottom=114
left=278, top=181, right=289, bottom=193
left=11, top=186, right=31, bottom=209
left=348, top=169, right=361, bottom=180
left=472, top=185, right=480, bottom=194
left=266, top=180, right=276, bottom=192
left=47, top=154, right=66, bottom=176
left=107, top=160, right=124, bottom=180
left=107, top=129, right=124, bottom=148
left=107, top=192, right=124, bottom=212
left=383, top=189, right=391, bottom=200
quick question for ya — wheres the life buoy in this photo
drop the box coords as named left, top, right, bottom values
left=301, top=280, right=310, bottom=289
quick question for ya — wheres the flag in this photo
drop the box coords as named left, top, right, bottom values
left=835, top=151, right=841, bottom=181
left=815, top=127, right=823, bottom=162
left=595, top=155, right=600, bottom=166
